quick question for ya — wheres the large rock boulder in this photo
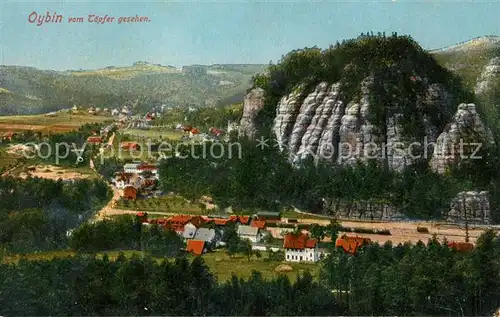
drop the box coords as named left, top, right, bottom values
left=238, top=88, right=266, bottom=139
left=429, top=103, right=493, bottom=174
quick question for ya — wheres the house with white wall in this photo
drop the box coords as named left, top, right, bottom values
left=237, top=225, right=262, bottom=243
left=283, top=233, right=319, bottom=263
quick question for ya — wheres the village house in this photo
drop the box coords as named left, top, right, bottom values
left=165, top=215, right=205, bottom=235
left=194, top=228, right=217, bottom=244
left=182, top=222, right=198, bottom=240
left=115, top=173, right=142, bottom=190
left=283, top=233, right=319, bottom=263
left=237, top=225, right=263, bottom=243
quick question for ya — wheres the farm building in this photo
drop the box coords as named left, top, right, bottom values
left=283, top=233, right=319, bottom=263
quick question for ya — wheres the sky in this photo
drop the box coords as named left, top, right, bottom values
left=1, top=0, right=500, bottom=71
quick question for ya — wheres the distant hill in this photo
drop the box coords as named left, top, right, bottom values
left=0, top=62, right=267, bottom=115
left=432, top=36, right=500, bottom=127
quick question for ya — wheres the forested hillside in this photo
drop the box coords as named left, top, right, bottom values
left=0, top=63, right=266, bottom=115
left=159, top=34, right=500, bottom=223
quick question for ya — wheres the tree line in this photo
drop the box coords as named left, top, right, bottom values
left=159, top=138, right=497, bottom=221
left=0, top=176, right=111, bottom=254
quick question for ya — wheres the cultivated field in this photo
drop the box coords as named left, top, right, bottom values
left=0, top=111, right=111, bottom=133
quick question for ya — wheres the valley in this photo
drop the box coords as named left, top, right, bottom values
left=1, top=33, right=500, bottom=316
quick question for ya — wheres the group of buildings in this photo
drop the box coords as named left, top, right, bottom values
left=112, top=161, right=160, bottom=200
left=137, top=212, right=324, bottom=262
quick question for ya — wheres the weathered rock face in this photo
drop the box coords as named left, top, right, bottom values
left=269, top=78, right=454, bottom=171
left=429, top=103, right=493, bottom=174
left=475, top=57, right=500, bottom=95
left=322, top=198, right=407, bottom=221
left=238, top=88, right=266, bottom=139
left=447, top=191, right=491, bottom=224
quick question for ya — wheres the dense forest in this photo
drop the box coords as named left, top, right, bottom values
left=0, top=230, right=499, bottom=316
left=0, top=176, right=111, bottom=254
left=159, top=137, right=499, bottom=222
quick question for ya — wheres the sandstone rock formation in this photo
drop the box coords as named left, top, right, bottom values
left=322, top=198, right=407, bottom=221
left=475, top=57, right=500, bottom=95
left=429, top=103, right=493, bottom=174
left=447, top=191, right=491, bottom=224
left=238, top=88, right=266, bottom=139
left=268, top=78, right=454, bottom=171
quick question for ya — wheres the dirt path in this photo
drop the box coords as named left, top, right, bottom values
left=91, top=186, right=122, bottom=222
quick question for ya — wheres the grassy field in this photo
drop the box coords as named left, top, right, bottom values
left=122, top=128, right=184, bottom=141
left=0, top=110, right=112, bottom=133
left=2, top=249, right=319, bottom=282
left=116, top=195, right=209, bottom=214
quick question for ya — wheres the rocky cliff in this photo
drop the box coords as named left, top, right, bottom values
left=238, top=88, right=265, bottom=139
left=241, top=82, right=491, bottom=174
left=430, top=103, right=494, bottom=173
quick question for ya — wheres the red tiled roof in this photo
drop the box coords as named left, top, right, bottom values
left=186, top=240, right=205, bottom=255
left=137, top=212, right=145, bottom=217
left=251, top=220, right=266, bottom=229
left=167, top=215, right=193, bottom=224
left=213, top=218, right=230, bottom=225
left=87, top=136, right=102, bottom=143
left=335, top=236, right=371, bottom=254
left=238, top=216, right=250, bottom=225
left=283, top=233, right=317, bottom=249
left=138, top=163, right=157, bottom=171
left=120, top=142, right=140, bottom=149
